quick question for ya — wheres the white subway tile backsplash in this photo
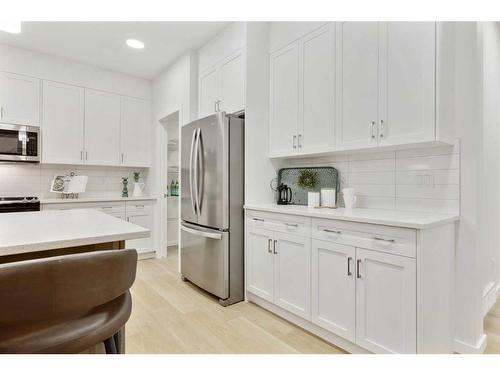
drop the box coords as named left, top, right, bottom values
left=285, top=141, right=460, bottom=215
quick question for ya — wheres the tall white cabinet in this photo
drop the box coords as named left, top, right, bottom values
left=269, top=23, right=335, bottom=157
left=42, top=81, right=84, bottom=164
left=0, top=72, right=40, bottom=127
left=120, top=96, right=150, bottom=167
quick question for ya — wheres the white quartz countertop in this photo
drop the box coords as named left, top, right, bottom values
left=40, top=196, right=157, bottom=204
left=0, top=209, right=150, bottom=256
left=244, top=204, right=459, bottom=229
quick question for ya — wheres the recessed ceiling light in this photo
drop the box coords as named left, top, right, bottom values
left=0, top=21, right=22, bottom=34
left=126, top=39, right=145, bottom=49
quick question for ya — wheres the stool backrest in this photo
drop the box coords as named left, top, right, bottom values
left=0, top=249, right=137, bottom=326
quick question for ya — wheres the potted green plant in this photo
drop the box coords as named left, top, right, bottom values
left=297, top=169, right=320, bottom=208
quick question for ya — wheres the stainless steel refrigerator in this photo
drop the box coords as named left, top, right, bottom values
left=180, top=112, right=244, bottom=306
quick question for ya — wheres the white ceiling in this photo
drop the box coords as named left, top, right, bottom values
left=0, top=22, right=229, bottom=79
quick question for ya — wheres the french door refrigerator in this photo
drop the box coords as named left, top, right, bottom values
left=180, top=112, right=244, bottom=306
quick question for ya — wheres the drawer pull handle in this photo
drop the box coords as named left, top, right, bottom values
left=357, top=259, right=362, bottom=279
left=268, top=239, right=272, bottom=253
left=102, top=207, right=113, bottom=209
left=323, top=228, right=342, bottom=234
left=273, top=240, right=278, bottom=255
left=373, top=236, right=395, bottom=243
left=135, top=205, right=145, bottom=208
left=285, top=223, right=298, bottom=227
left=347, top=256, right=352, bottom=276
left=252, top=218, right=265, bottom=222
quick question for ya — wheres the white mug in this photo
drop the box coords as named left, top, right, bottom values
left=308, top=191, right=320, bottom=208
left=342, top=188, right=357, bottom=210
left=320, top=188, right=336, bottom=207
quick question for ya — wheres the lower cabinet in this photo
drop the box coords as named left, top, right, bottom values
left=246, top=227, right=311, bottom=320
left=246, top=212, right=419, bottom=353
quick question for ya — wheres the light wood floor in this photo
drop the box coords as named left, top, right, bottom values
left=485, top=298, right=500, bottom=353
left=125, top=247, right=345, bottom=354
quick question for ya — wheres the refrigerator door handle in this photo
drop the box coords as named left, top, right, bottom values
left=193, top=128, right=201, bottom=215
left=181, top=223, right=223, bottom=240
left=189, top=129, right=198, bottom=215
left=197, top=128, right=204, bottom=215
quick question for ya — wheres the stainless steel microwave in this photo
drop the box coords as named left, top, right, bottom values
left=0, top=123, right=40, bottom=162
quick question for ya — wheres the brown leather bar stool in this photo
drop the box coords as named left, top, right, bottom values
left=0, top=249, right=137, bottom=354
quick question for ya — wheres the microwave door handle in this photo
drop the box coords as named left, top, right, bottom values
left=197, top=129, right=204, bottom=215
left=20, top=129, right=27, bottom=156
left=189, top=129, right=198, bottom=215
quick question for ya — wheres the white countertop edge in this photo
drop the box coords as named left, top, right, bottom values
left=243, top=204, right=459, bottom=229
left=40, top=196, right=157, bottom=204
left=0, top=230, right=150, bottom=257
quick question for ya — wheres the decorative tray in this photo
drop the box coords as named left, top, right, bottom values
left=277, top=167, right=339, bottom=206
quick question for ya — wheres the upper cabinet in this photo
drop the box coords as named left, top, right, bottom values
left=84, top=89, right=121, bottom=166
left=40, top=83, right=150, bottom=167
left=270, top=22, right=452, bottom=158
left=0, top=72, right=40, bottom=127
left=198, top=48, right=246, bottom=118
left=269, top=23, right=335, bottom=158
left=42, top=81, right=84, bottom=164
left=120, top=96, right=150, bottom=167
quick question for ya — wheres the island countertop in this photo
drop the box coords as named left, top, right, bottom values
left=244, top=204, right=459, bottom=229
left=0, top=209, right=150, bottom=257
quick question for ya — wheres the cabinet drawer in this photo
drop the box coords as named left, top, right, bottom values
left=246, top=210, right=311, bottom=237
left=126, top=200, right=153, bottom=213
left=312, top=218, right=416, bottom=258
left=43, top=201, right=126, bottom=215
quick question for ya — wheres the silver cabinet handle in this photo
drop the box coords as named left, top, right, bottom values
left=373, top=236, right=395, bottom=243
left=293, top=135, right=297, bottom=149
left=323, top=228, right=341, bottom=234
left=285, top=223, right=298, bottom=227
left=379, top=120, right=385, bottom=139
left=252, top=217, right=264, bottom=222
left=102, top=206, right=113, bottom=209
left=268, top=238, right=273, bottom=253
left=357, top=259, right=362, bottom=278
left=214, top=101, right=217, bottom=112
left=347, top=256, right=353, bottom=276
left=121, top=153, right=124, bottom=163
left=85, top=151, right=88, bottom=160
left=80, top=151, right=83, bottom=160
left=298, top=134, right=302, bottom=148
left=273, top=240, right=278, bottom=255
left=371, top=121, right=377, bottom=139
left=0, top=106, right=3, bottom=118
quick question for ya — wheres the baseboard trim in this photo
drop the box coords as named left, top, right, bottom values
left=247, top=293, right=369, bottom=354
left=483, top=281, right=500, bottom=317
left=454, top=335, right=487, bottom=354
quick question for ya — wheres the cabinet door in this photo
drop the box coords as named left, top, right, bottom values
left=0, top=72, right=40, bottom=126
left=246, top=227, right=274, bottom=302
left=42, top=81, right=84, bottom=164
left=299, top=23, right=335, bottom=155
left=274, top=232, right=311, bottom=319
left=199, top=67, right=219, bottom=118
left=311, top=239, right=355, bottom=341
left=269, top=43, right=299, bottom=157
left=219, top=49, right=245, bottom=115
left=336, top=22, right=379, bottom=150
left=355, top=248, right=416, bottom=353
left=378, top=22, right=436, bottom=146
left=121, top=96, right=150, bottom=167
left=126, top=212, right=153, bottom=254
left=84, top=89, right=121, bottom=165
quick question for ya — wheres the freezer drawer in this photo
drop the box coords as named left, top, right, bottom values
left=180, top=222, right=229, bottom=299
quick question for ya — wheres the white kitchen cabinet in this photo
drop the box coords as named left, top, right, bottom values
left=311, top=239, right=356, bottom=342
left=84, top=89, right=121, bottom=166
left=336, top=22, right=379, bottom=150
left=198, top=48, right=246, bottom=118
left=378, top=22, right=436, bottom=146
left=126, top=201, right=154, bottom=254
left=269, top=43, right=299, bottom=157
left=120, top=96, right=150, bottom=167
left=42, top=81, right=84, bottom=164
left=199, top=67, right=219, bottom=118
left=0, top=72, right=40, bottom=126
left=336, top=22, right=437, bottom=151
left=274, top=232, right=311, bottom=320
left=355, top=248, right=416, bottom=354
left=246, top=227, right=274, bottom=302
left=269, top=23, right=335, bottom=157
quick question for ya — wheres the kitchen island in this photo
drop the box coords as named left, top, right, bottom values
left=0, top=208, right=150, bottom=353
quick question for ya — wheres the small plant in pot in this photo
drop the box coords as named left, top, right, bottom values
left=297, top=169, right=320, bottom=208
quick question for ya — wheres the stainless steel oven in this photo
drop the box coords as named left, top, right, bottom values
left=0, top=123, right=40, bottom=162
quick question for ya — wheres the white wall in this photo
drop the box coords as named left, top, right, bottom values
left=0, top=44, right=150, bottom=99
left=479, top=22, right=500, bottom=313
